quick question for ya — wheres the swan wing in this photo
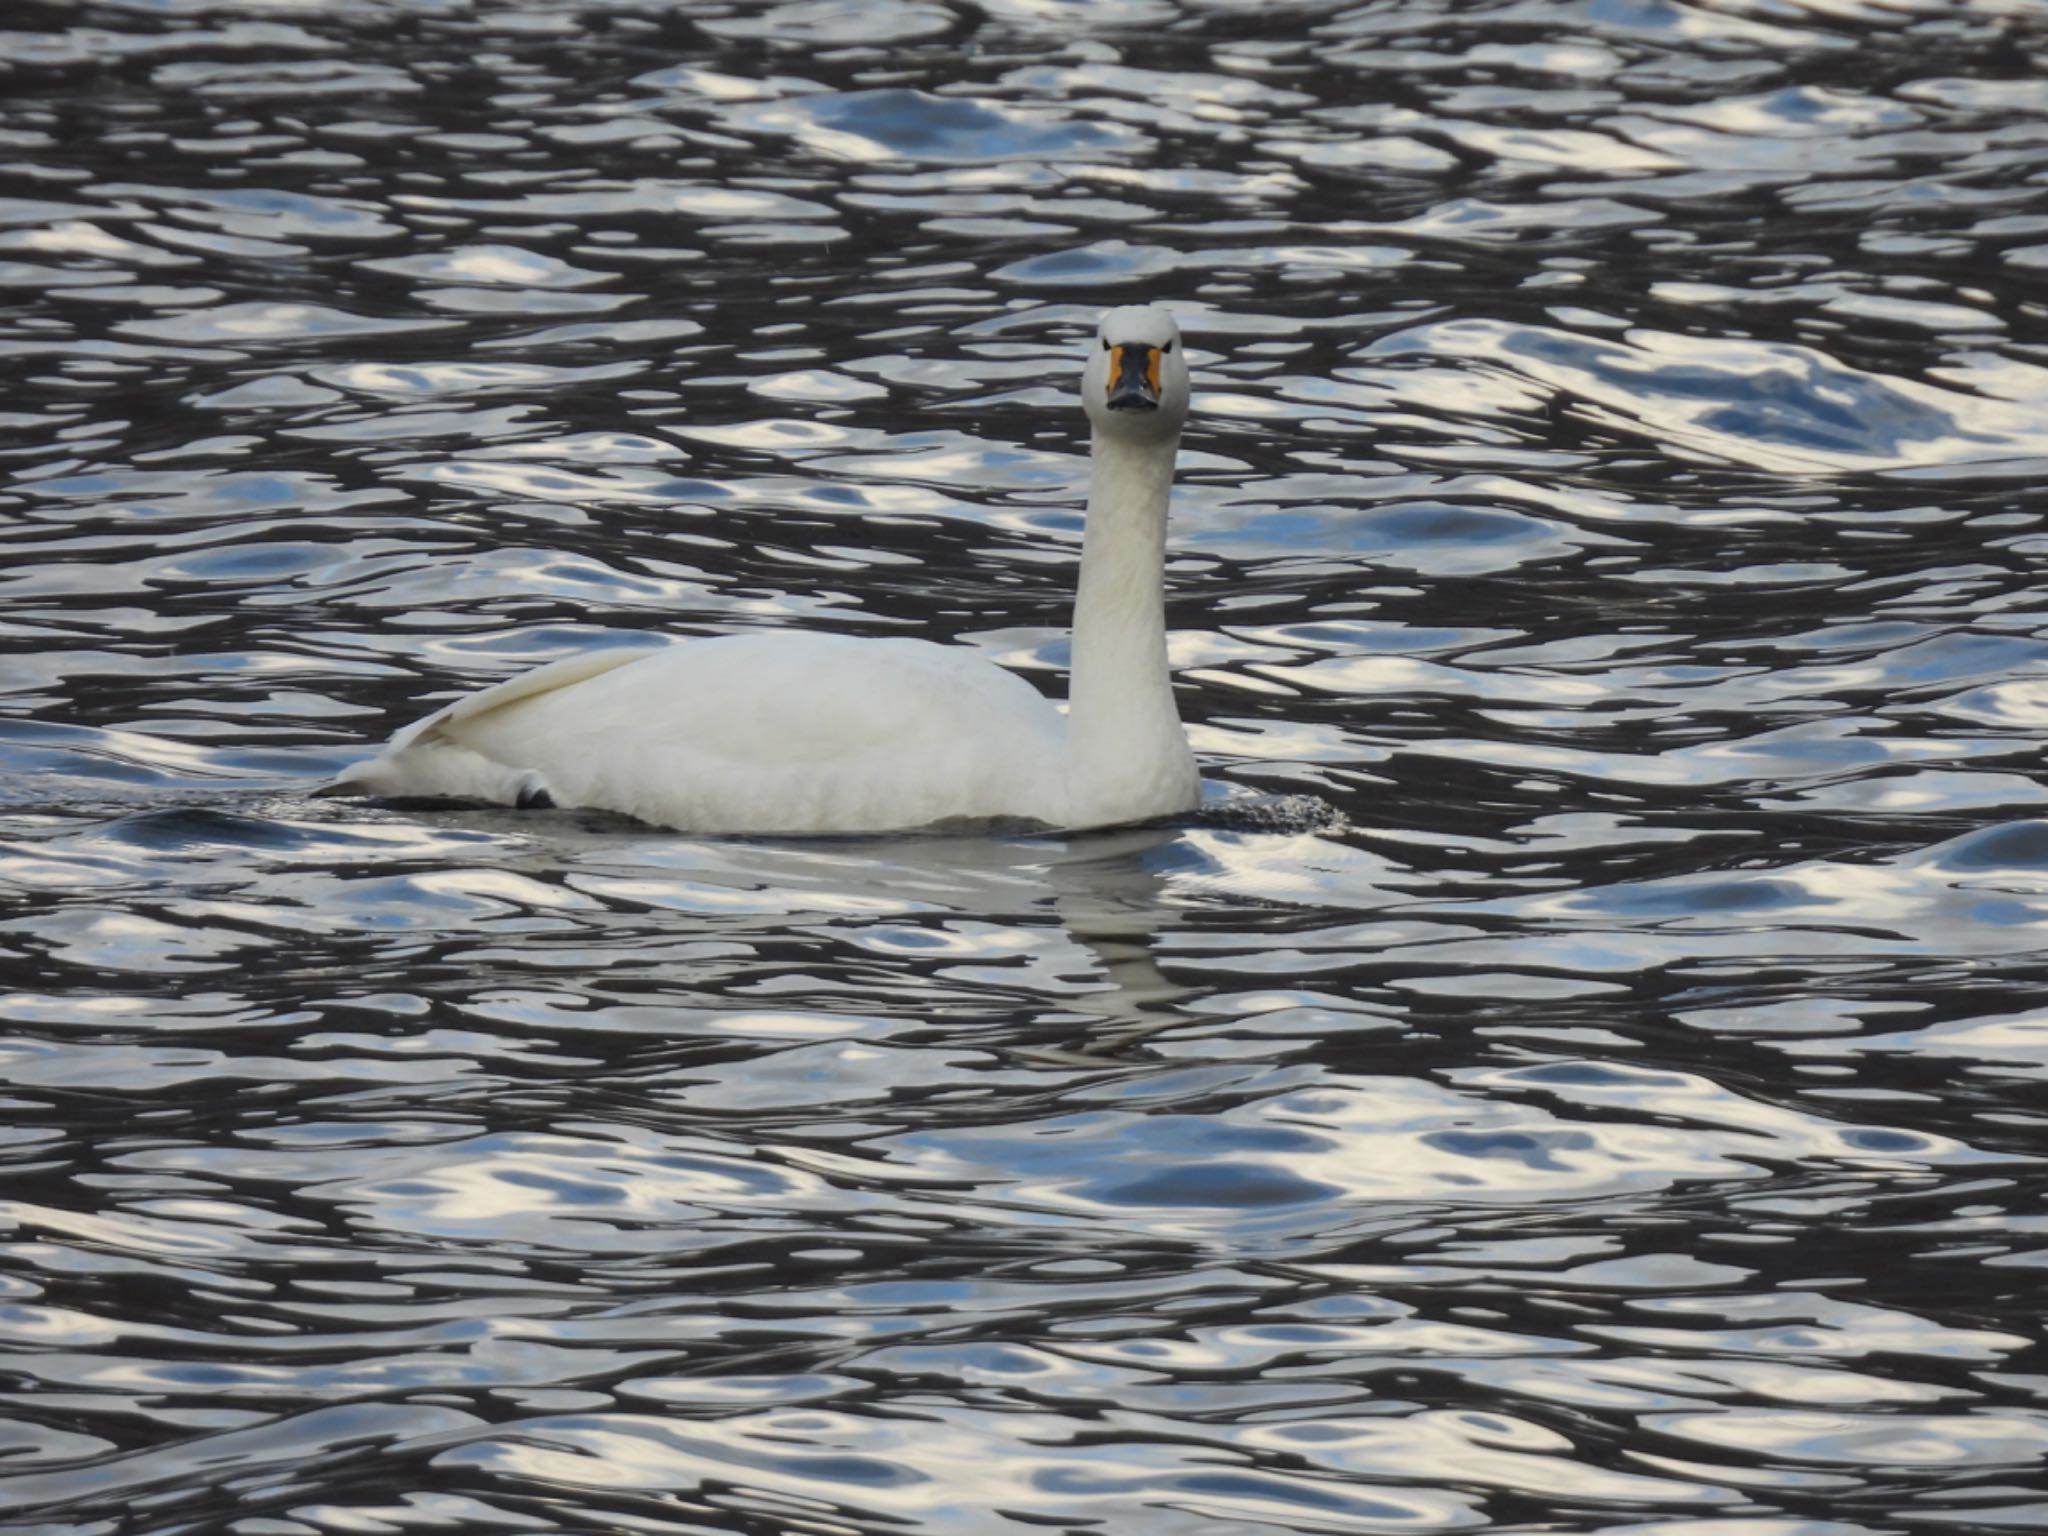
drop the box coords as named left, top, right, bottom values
left=387, top=642, right=671, bottom=751
left=334, top=642, right=670, bottom=804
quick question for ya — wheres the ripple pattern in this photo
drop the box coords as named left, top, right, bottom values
left=4, top=1, right=2048, bottom=1533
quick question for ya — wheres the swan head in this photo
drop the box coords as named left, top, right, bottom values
left=1083, top=304, right=1189, bottom=441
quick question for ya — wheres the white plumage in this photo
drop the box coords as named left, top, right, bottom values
left=333, top=304, right=1198, bottom=834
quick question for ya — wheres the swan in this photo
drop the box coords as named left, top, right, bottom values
left=331, top=304, right=1198, bottom=834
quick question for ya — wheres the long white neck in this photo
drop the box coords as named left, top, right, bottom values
left=1063, top=427, right=1196, bottom=826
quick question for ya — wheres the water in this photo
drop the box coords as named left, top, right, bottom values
left=3, top=0, right=2047, bottom=1531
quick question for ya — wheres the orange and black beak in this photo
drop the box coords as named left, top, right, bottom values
left=1106, top=343, right=1163, bottom=412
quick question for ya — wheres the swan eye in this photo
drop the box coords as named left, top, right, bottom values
left=1162, top=340, right=1175, bottom=355
left=1101, top=338, right=1111, bottom=353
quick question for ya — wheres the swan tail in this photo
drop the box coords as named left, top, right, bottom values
left=331, top=740, right=556, bottom=809
left=322, top=643, right=670, bottom=809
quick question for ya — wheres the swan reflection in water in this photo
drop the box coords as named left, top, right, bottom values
left=511, top=813, right=1211, bottom=1060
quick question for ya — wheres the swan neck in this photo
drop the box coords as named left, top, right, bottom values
left=1064, top=426, right=1190, bottom=821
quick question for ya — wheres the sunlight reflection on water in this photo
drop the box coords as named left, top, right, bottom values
left=4, top=0, right=2048, bottom=1531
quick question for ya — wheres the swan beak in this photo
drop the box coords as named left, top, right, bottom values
left=1106, top=343, right=1162, bottom=412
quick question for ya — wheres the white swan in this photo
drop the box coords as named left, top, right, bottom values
left=332, top=304, right=1198, bottom=834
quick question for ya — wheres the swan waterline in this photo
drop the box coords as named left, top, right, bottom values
left=330, top=304, right=1200, bottom=835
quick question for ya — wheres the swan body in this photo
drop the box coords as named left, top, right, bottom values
left=334, top=304, right=1198, bottom=834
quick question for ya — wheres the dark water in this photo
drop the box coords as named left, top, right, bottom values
left=5, top=1, right=2048, bottom=1531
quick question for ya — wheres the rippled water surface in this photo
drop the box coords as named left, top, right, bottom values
left=6, top=1, right=2048, bottom=1531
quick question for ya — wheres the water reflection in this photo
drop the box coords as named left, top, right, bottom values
left=1375, top=320, right=2048, bottom=474
left=6, top=0, right=2048, bottom=1530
